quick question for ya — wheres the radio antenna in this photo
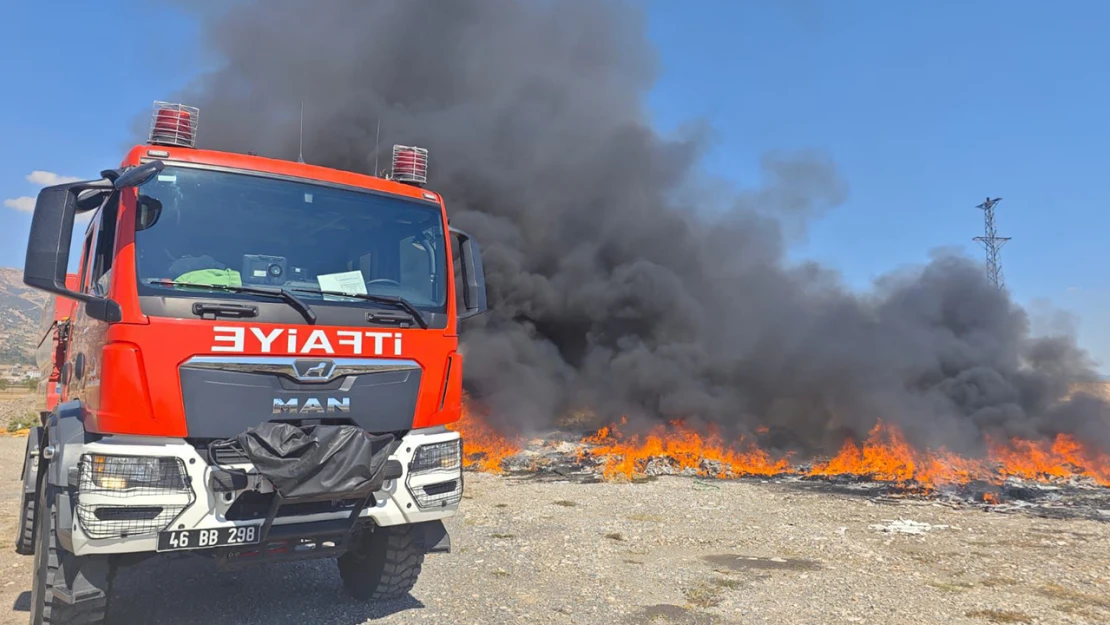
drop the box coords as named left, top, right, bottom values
left=297, top=101, right=305, bottom=164
left=374, top=117, right=381, bottom=175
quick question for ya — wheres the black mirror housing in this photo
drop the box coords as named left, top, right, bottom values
left=449, top=226, right=488, bottom=321
left=23, top=160, right=161, bottom=323
left=113, top=160, right=164, bottom=190
left=23, top=179, right=120, bottom=323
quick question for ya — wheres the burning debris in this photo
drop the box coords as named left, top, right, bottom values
left=456, top=408, right=1110, bottom=488
left=453, top=404, right=1110, bottom=521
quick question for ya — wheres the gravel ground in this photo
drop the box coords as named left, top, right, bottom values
left=0, top=436, right=1106, bottom=624
left=0, top=394, right=36, bottom=433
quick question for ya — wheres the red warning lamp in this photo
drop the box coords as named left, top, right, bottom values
left=391, top=145, right=428, bottom=186
left=148, top=101, right=199, bottom=148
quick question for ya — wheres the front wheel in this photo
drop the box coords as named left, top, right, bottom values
left=337, top=525, right=425, bottom=601
left=29, top=480, right=113, bottom=624
left=14, top=488, right=36, bottom=556
left=15, top=426, right=43, bottom=556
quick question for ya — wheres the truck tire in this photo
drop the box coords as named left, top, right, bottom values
left=29, top=481, right=113, bottom=625
left=337, top=525, right=425, bottom=601
left=14, top=488, right=36, bottom=556
left=15, top=426, right=43, bottom=556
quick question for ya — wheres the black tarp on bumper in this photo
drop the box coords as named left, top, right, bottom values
left=235, top=422, right=395, bottom=500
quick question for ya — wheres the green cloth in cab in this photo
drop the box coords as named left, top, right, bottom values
left=175, top=268, right=243, bottom=287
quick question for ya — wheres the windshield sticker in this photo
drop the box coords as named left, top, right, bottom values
left=156, top=175, right=177, bottom=182
left=317, top=271, right=367, bottom=298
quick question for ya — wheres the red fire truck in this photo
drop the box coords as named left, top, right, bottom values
left=17, top=101, right=487, bottom=624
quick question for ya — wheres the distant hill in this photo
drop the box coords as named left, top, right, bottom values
left=0, top=268, right=49, bottom=365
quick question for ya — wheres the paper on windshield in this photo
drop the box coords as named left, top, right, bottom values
left=317, top=271, right=367, bottom=299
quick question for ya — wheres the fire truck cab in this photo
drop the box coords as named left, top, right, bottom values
left=16, top=102, right=487, bottom=624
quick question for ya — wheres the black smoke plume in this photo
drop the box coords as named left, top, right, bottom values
left=158, top=0, right=1110, bottom=456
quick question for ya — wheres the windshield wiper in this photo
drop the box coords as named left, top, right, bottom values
left=290, top=288, right=428, bottom=329
left=147, top=279, right=317, bottom=324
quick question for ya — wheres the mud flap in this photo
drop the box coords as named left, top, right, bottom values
left=20, top=425, right=42, bottom=494
left=15, top=426, right=43, bottom=555
left=413, top=520, right=451, bottom=554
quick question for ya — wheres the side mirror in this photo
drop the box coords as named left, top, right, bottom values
left=23, top=182, right=140, bottom=325
left=449, top=226, right=488, bottom=321
left=23, top=160, right=163, bottom=322
left=112, top=161, right=164, bottom=190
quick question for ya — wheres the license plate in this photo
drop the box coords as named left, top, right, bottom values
left=157, top=525, right=261, bottom=552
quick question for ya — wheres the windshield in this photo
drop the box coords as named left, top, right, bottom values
left=133, top=165, right=448, bottom=315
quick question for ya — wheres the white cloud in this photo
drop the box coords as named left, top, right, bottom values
left=3, top=197, right=35, bottom=212
left=26, top=170, right=80, bottom=186
left=5, top=169, right=83, bottom=215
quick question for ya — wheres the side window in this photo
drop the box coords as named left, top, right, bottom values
left=88, top=193, right=119, bottom=297
left=77, top=224, right=95, bottom=295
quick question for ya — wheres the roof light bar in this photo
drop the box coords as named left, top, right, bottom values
left=148, top=101, right=199, bottom=148
left=391, top=145, right=428, bottom=186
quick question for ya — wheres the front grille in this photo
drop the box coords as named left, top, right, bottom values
left=224, top=490, right=367, bottom=521
left=179, top=357, right=422, bottom=438
left=210, top=441, right=250, bottom=465
left=200, top=433, right=406, bottom=469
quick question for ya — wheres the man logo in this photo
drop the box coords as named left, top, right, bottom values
left=293, top=359, right=335, bottom=382
left=273, top=397, right=350, bottom=414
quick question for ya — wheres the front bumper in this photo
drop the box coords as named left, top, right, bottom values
left=65, top=427, right=462, bottom=556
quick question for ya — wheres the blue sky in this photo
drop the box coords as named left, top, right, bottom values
left=3, top=1, right=1109, bottom=372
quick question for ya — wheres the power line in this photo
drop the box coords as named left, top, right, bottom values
left=973, top=196, right=1011, bottom=290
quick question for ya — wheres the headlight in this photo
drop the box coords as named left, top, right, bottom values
left=81, top=454, right=189, bottom=492
left=409, top=439, right=462, bottom=475
left=406, top=439, right=464, bottom=510
left=76, top=454, right=195, bottom=540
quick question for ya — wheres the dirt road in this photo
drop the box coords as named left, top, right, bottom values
left=0, top=434, right=1107, bottom=624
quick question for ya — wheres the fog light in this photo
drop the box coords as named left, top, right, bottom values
left=413, top=479, right=462, bottom=508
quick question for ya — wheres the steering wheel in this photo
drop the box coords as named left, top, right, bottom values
left=366, top=278, right=401, bottom=287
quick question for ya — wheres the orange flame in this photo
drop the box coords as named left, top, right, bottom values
left=581, top=416, right=793, bottom=480
left=453, top=407, right=1110, bottom=490
left=579, top=418, right=1110, bottom=489
left=987, top=432, right=1110, bottom=486
left=807, top=420, right=994, bottom=486
left=446, top=401, right=522, bottom=474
